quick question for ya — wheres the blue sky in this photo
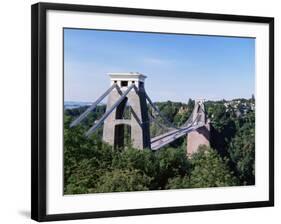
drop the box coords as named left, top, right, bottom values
left=64, top=28, right=255, bottom=103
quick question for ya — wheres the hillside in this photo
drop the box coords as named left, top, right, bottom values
left=63, top=98, right=255, bottom=194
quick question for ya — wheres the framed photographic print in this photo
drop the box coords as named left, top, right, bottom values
left=31, top=2, right=274, bottom=222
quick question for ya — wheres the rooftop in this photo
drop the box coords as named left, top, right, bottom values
left=108, top=72, right=147, bottom=81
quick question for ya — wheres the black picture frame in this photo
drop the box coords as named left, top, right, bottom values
left=31, top=2, right=274, bottom=222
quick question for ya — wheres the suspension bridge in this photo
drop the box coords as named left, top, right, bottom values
left=70, top=73, right=210, bottom=152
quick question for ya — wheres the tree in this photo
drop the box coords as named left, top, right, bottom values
left=63, top=99, right=255, bottom=194
left=189, top=145, right=238, bottom=188
left=154, top=147, right=190, bottom=189
left=111, top=148, right=157, bottom=180
left=228, top=112, right=255, bottom=185
left=90, top=169, right=151, bottom=193
left=166, top=176, right=191, bottom=189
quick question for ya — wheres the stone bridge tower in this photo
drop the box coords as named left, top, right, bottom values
left=187, top=100, right=210, bottom=154
left=102, top=73, right=151, bottom=149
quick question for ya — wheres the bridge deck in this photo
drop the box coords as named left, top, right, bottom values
left=150, top=124, right=203, bottom=150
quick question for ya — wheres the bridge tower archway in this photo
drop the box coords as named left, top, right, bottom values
left=187, top=100, right=210, bottom=154
left=102, top=73, right=151, bottom=149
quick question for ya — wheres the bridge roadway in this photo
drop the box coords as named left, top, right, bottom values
left=150, top=123, right=203, bottom=150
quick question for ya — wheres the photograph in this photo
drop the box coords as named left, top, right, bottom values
left=31, top=3, right=274, bottom=221
left=63, top=28, right=256, bottom=195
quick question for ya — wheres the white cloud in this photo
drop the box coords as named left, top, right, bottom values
left=142, top=57, right=174, bottom=66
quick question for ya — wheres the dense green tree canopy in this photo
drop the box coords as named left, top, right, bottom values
left=64, top=98, right=255, bottom=194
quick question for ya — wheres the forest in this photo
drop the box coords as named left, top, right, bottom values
left=64, top=98, right=255, bottom=194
